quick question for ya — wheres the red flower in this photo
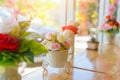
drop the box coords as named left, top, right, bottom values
left=0, top=33, right=20, bottom=52
left=106, top=15, right=111, bottom=20
left=62, top=25, right=78, bottom=34
left=108, top=21, right=113, bottom=26
left=113, top=20, right=119, bottom=26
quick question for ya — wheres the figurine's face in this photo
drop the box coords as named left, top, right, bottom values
left=63, top=30, right=75, bottom=45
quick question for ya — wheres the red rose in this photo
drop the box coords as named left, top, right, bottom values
left=0, top=33, right=20, bottom=52
left=113, top=20, right=119, bottom=27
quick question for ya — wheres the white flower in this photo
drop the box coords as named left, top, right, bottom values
left=45, top=41, right=53, bottom=50
left=45, top=32, right=53, bottom=40
left=0, top=18, right=18, bottom=33
left=42, top=32, right=71, bottom=51
left=57, top=33, right=65, bottom=43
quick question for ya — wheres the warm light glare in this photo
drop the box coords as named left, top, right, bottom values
left=78, top=0, right=96, bottom=3
left=53, top=0, right=60, bottom=3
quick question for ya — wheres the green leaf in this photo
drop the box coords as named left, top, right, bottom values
left=20, top=50, right=34, bottom=64
left=19, top=39, right=31, bottom=53
left=0, top=31, right=48, bottom=67
left=19, top=32, right=32, bottom=39
left=30, top=40, right=48, bottom=55
left=0, top=51, right=20, bottom=67
left=19, top=20, right=31, bottom=33
left=19, top=32, right=42, bottom=40
left=19, top=38, right=48, bottom=55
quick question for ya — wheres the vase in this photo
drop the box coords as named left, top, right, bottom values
left=103, top=33, right=115, bottom=44
left=0, top=66, right=21, bottom=80
left=87, top=41, right=99, bottom=50
left=46, top=50, right=68, bottom=68
left=115, top=34, right=120, bottom=47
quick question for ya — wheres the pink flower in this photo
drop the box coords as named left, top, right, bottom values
left=4, top=0, right=17, bottom=7
left=41, top=39, right=47, bottom=45
left=108, top=10, right=115, bottom=16
left=101, top=23, right=112, bottom=31
left=45, top=32, right=53, bottom=40
left=109, top=3, right=115, bottom=10
left=62, top=41, right=70, bottom=49
left=50, top=43, right=61, bottom=51
left=108, top=0, right=118, bottom=16
left=114, top=0, right=118, bottom=5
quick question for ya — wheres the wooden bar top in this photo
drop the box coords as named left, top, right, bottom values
left=21, top=44, right=120, bottom=80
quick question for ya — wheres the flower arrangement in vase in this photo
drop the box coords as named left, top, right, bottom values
left=0, top=0, right=48, bottom=79
left=100, top=15, right=120, bottom=34
left=0, top=0, right=48, bottom=67
left=0, top=18, right=48, bottom=66
left=100, top=15, right=120, bottom=44
left=100, top=0, right=119, bottom=44
left=0, top=18, right=48, bottom=79
left=41, top=32, right=70, bottom=68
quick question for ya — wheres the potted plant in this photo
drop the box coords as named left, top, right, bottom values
left=87, top=27, right=99, bottom=50
left=41, top=32, right=70, bottom=68
left=87, top=35, right=99, bottom=50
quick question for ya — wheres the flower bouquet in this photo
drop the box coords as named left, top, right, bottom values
left=100, top=15, right=120, bottom=44
left=100, top=15, right=119, bottom=34
left=41, top=32, right=70, bottom=68
left=0, top=18, right=48, bottom=79
left=42, top=32, right=70, bottom=51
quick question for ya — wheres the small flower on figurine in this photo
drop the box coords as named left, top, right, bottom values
left=61, top=22, right=80, bottom=46
left=62, top=25, right=79, bottom=34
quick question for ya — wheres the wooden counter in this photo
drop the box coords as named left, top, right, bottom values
left=20, top=44, right=120, bottom=80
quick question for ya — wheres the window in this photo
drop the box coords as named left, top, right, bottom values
left=30, top=0, right=61, bottom=32
left=0, top=0, right=67, bottom=35
left=75, top=0, right=99, bottom=35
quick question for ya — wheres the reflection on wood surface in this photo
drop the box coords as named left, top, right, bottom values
left=73, top=44, right=120, bottom=80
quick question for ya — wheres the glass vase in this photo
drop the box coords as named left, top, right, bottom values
left=0, top=66, right=21, bottom=80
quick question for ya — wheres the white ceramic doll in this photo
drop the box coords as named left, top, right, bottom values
left=62, top=22, right=80, bottom=53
